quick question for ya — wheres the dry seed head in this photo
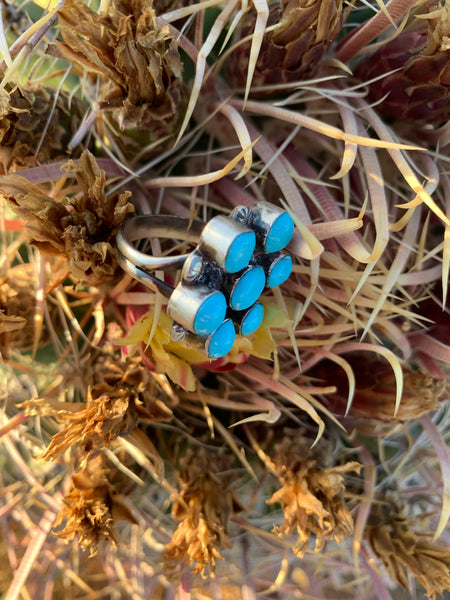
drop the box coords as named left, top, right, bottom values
left=0, top=264, right=40, bottom=360
left=228, top=0, right=345, bottom=95
left=24, top=350, right=173, bottom=467
left=1, top=151, right=134, bottom=286
left=356, top=2, right=450, bottom=124
left=267, top=435, right=361, bottom=557
left=367, top=493, right=450, bottom=600
left=0, top=84, right=85, bottom=174
left=163, top=448, right=238, bottom=577
left=57, top=0, right=185, bottom=135
left=312, top=356, right=444, bottom=424
left=54, top=456, right=137, bottom=555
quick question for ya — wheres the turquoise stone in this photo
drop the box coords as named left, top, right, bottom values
left=240, top=303, right=264, bottom=336
left=193, top=291, right=227, bottom=335
left=206, top=319, right=236, bottom=358
left=264, top=212, right=294, bottom=253
left=225, top=230, right=255, bottom=273
left=267, top=254, right=292, bottom=288
left=230, top=266, right=265, bottom=311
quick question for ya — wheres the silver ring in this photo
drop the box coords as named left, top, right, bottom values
left=116, top=201, right=295, bottom=359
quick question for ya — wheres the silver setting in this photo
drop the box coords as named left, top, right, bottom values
left=167, top=283, right=226, bottom=336
left=252, top=200, right=290, bottom=250
left=170, top=322, right=187, bottom=342
left=199, top=215, right=255, bottom=273
left=230, top=205, right=253, bottom=225
left=182, top=252, right=204, bottom=283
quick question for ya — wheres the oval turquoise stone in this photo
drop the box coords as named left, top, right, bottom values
left=240, top=303, right=264, bottom=336
left=264, top=212, right=294, bottom=253
left=267, top=254, right=292, bottom=288
left=230, top=266, right=265, bottom=311
left=206, top=319, right=236, bottom=358
left=225, top=230, right=255, bottom=273
left=193, top=291, right=227, bottom=335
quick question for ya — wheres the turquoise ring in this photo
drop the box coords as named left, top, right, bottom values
left=116, top=201, right=294, bottom=359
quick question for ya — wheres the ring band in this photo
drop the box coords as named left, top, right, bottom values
left=116, top=201, right=294, bottom=359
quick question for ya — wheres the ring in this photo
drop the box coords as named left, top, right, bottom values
left=116, top=201, right=294, bottom=359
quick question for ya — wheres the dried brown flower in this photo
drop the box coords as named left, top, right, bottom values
left=267, top=435, right=361, bottom=556
left=57, top=0, right=184, bottom=132
left=229, top=0, right=345, bottom=94
left=367, top=494, right=450, bottom=599
left=0, top=264, right=38, bottom=360
left=0, top=84, right=85, bottom=174
left=163, top=449, right=240, bottom=577
left=356, top=1, right=450, bottom=123
left=54, top=456, right=137, bottom=555
left=313, top=356, right=444, bottom=423
left=0, top=150, right=133, bottom=286
left=24, top=351, right=173, bottom=466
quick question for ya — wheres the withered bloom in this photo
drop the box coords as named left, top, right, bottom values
left=229, top=0, right=345, bottom=94
left=24, top=351, right=172, bottom=466
left=367, top=493, right=450, bottom=599
left=0, top=150, right=133, bottom=286
left=313, top=356, right=444, bottom=423
left=163, top=449, right=240, bottom=577
left=267, top=435, right=361, bottom=556
left=57, top=0, right=184, bottom=132
left=54, top=456, right=137, bottom=555
left=0, top=84, right=85, bottom=174
left=0, top=264, right=38, bottom=360
left=356, top=1, right=450, bottom=124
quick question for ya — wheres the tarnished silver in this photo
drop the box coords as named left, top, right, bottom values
left=230, top=204, right=253, bottom=225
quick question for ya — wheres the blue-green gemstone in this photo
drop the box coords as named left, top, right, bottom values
left=225, top=230, right=255, bottom=273
left=264, top=212, right=294, bottom=253
left=240, top=303, right=264, bottom=336
left=230, top=266, right=265, bottom=311
left=267, top=254, right=292, bottom=288
left=193, top=292, right=227, bottom=335
left=206, top=319, right=236, bottom=358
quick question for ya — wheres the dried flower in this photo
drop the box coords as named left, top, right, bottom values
left=229, top=0, right=345, bottom=94
left=54, top=456, right=137, bottom=555
left=313, top=355, right=444, bottom=423
left=267, top=434, right=361, bottom=557
left=163, top=448, right=239, bottom=577
left=356, top=1, right=450, bottom=124
left=23, top=350, right=172, bottom=466
left=0, top=150, right=133, bottom=285
left=0, top=264, right=38, bottom=360
left=57, top=0, right=184, bottom=132
left=367, top=493, right=450, bottom=599
left=0, top=84, right=85, bottom=173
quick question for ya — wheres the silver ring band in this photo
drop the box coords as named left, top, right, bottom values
left=116, top=215, right=203, bottom=271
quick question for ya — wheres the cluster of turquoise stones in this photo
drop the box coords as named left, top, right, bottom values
left=168, top=201, right=295, bottom=359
